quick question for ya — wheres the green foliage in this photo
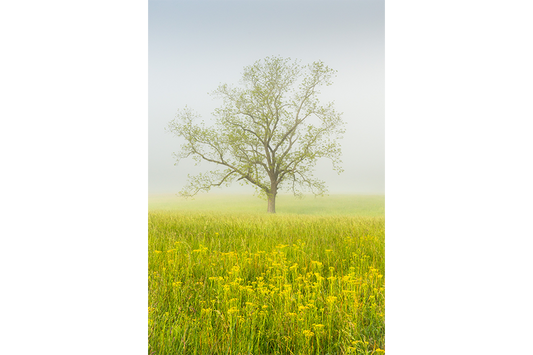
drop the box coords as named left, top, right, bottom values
left=167, top=57, right=345, bottom=212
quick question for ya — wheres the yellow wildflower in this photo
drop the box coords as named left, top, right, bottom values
left=302, top=330, right=314, bottom=338
left=289, top=263, right=298, bottom=270
left=326, top=296, right=337, bottom=304
left=298, top=305, right=308, bottom=312
left=201, top=308, right=212, bottom=315
left=227, top=307, right=239, bottom=315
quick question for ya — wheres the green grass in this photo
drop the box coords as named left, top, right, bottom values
left=149, top=206, right=385, bottom=354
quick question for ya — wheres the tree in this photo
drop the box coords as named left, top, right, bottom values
left=167, top=56, right=345, bottom=213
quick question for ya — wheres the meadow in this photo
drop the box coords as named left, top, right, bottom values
left=148, top=195, right=385, bottom=354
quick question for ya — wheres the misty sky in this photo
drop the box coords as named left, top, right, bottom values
left=149, top=0, right=384, bottom=195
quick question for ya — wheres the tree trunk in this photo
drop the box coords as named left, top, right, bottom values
left=267, top=193, right=276, bottom=213
left=266, top=184, right=278, bottom=214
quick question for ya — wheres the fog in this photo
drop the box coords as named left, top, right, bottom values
left=149, top=0, right=384, bottom=195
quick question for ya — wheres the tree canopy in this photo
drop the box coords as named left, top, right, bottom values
left=167, top=56, right=345, bottom=213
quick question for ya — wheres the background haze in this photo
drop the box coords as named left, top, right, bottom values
left=149, top=0, right=384, bottom=195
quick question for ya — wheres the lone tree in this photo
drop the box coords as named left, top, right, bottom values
left=167, top=56, right=345, bottom=213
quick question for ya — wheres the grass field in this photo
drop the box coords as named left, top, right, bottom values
left=148, top=195, right=385, bottom=354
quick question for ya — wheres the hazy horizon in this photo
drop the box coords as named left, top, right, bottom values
left=148, top=193, right=385, bottom=217
left=148, top=192, right=385, bottom=196
left=149, top=0, right=384, bottom=195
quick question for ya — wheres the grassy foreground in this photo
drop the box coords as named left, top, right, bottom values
left=148, top=200, right=385, bottom=354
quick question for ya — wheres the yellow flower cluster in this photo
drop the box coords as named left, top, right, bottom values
left=201, top=308, right=212, bottom=315
left=227, top=307, right=239, bottom=315
left=326, top=296, right=337, bottom=304
left=192, top=244, right=208, bottom=253
left=302, top=329, right=314, bottom=338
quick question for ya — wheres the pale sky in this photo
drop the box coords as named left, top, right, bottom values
left=149, top=0, right=384, bottom=194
